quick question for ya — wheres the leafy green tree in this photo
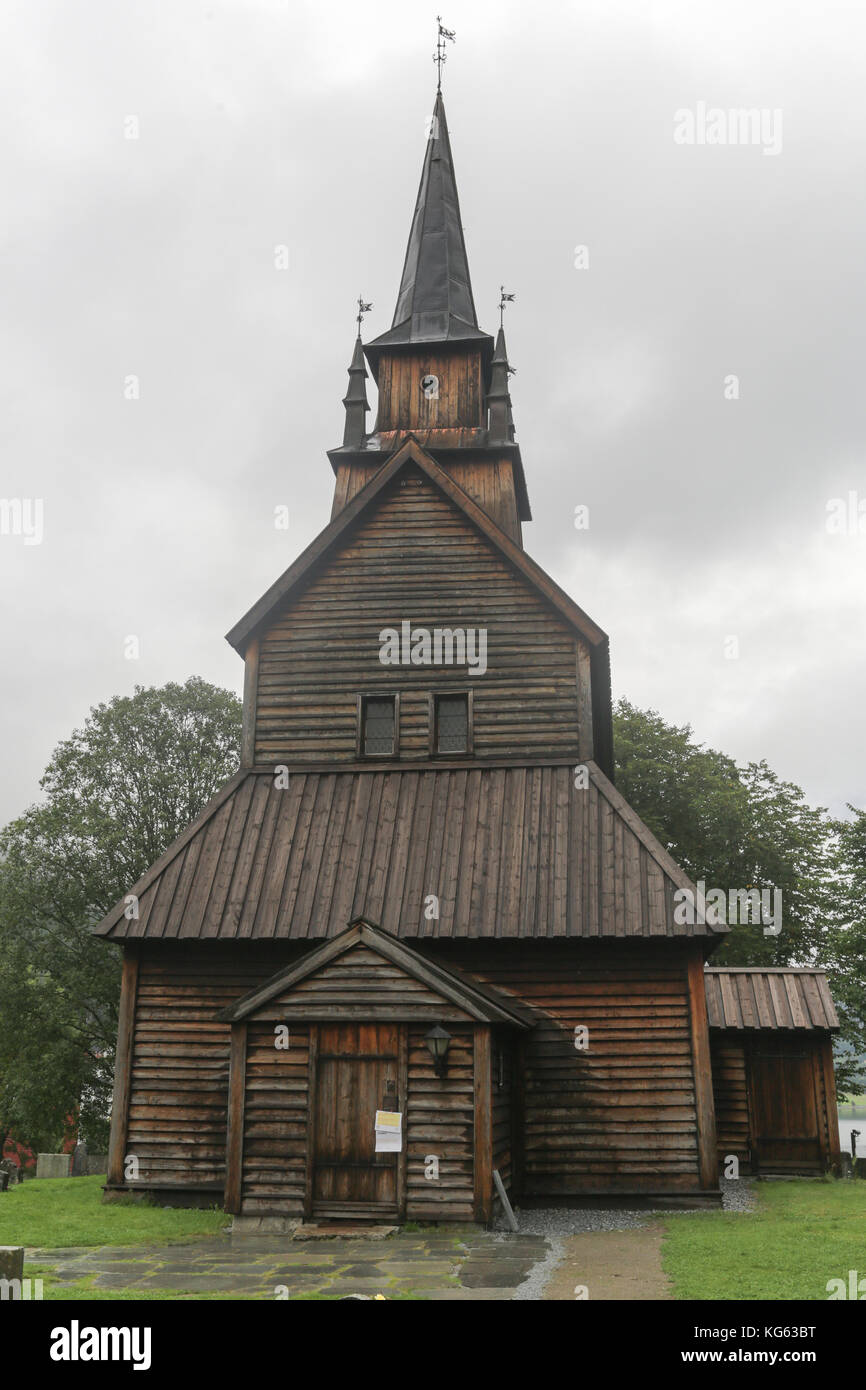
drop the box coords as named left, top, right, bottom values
left=823, top=807, right=866, bottom=1096
left=0, top=678, right=242, bottom=1158
left=613, top=699, right=862, bottom=1084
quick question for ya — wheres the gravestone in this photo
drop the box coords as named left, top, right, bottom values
left=71, top=1141, right=88, bottom=1176
left=36, top=1153, right=71, bottom=1180
left=0, top=1247, right=24, bottom=1283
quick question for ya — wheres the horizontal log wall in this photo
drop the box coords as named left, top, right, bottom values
left=333, top=455, right=522, bottom=543
left=125, top=946, right=302, bottom=1189
left=427, top=941, right=705, bottom=1195
left=709, top=1035, right=751, bottom=1170
left=256, top=943, right=476, bottom=1024
left=121, top=940, right=709, bottom=1204
left=256, top=469, right=587, bottom=764
left=406, top=1024, right=476, bottom=1221
left=241, top=1021, right=310, bottom=1215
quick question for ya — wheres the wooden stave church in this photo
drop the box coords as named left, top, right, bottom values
left=94, top=90, right=841, bottom=1225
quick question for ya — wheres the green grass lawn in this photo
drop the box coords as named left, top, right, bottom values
left=0, top=1175, right=227, bottom=1250
left=662, top=1179, right=866, bottom=1300
left=5, top=1172, right=864, bottom=1301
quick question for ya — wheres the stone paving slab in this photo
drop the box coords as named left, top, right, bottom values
left=29, top=1230, right=546, bottom=1300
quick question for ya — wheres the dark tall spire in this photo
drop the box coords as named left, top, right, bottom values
left=365, top=93, right=492, bottom=365
left=341, top=334, right=369, bottom=448
left=487, top=326, right=516, bottom=444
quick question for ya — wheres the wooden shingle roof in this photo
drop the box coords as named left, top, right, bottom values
left=92, top=758, right=724, bottom=943
left=705, top=968, right=839, bottom=1032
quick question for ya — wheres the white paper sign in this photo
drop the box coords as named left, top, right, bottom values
left=374, top=1109, right=402, bottom=1153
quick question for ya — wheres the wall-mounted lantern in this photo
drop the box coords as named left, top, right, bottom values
left=424, top=1024, right=452, bottom=1078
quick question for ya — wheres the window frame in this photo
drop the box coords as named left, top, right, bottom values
left=428, top=689, right=473, bottom=758
left=357, top=692, right=400, bottom=760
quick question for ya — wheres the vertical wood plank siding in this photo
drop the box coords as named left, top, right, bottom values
left=375, top=349, right=484, bottom=432
left=711, top=1032, right=841, bottom=1175
left=255, top=472, right=588, bottom=765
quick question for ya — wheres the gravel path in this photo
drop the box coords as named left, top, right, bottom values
left=495, top=1177, right=757, bottom=1236
left=501, top=1178, right=757, bottom=1296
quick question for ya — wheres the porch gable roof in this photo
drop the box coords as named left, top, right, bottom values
left=216, top=918, right=535, bottom=1028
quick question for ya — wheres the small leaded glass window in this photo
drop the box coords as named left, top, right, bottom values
left=435, top=693, right=469, bottom=754
left=361, top=695, right=396, bottom=756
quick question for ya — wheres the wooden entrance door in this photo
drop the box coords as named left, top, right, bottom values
left=310, top=1023, right=401, bottom=1219
left=750, top=1046, right=822, bottom=1172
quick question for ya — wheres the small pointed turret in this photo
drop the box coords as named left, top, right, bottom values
left=341, top=333, right=369, bottom=448
left=487, top=326, right=516, bottom=444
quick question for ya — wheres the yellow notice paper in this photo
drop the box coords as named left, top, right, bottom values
left=374, top=1110, right=401, bottom=1130
left=374, top=1110, right=402, bottom=1152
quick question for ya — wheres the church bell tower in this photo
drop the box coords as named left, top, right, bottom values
left=328, top=91, right=531, bottom=546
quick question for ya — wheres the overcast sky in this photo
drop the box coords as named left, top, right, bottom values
left=2, top=0, right=864, bottom=826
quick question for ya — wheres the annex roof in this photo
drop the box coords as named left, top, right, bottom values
left=705, top=967, right=839, bottom=1032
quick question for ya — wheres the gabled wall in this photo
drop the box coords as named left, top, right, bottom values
left=249, top=466, right=595, bottom=766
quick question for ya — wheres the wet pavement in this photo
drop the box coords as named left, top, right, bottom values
left=28, top=1229, right=553, bottom=1300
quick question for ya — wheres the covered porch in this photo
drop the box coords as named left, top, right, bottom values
left=217, top=919, right=534, bottom=1225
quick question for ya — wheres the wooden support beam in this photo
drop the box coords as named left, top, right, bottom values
left=241, top=636, right=260, bottom=767
left=107, top=948, right=139, bottom=1188
left=224, top=1022, right=248, bottom=1214
left=687, top=951, right=719, bottom=1190
left=473, top=1026, right=493, bottom=1224
left=397, top=1024, right=408, bottom=1221
left=820, top=1036, right=842, bottom=1161
left=512, top=1034, right=527, bottom=1199
left=576, top=641, right=594, bottom=762
left=303, top=1026, right=319, bottom=1220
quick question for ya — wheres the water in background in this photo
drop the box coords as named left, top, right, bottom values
left=837, top=1104, right=866, bottom=1157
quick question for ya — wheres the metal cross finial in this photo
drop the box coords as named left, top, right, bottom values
left=434, top=16, right=456, bottom=91
left=499, top=286, right=515, bottom=328
left=356, top=296, right=373, bottom=333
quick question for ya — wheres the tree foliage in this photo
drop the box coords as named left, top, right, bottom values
left=0, top=678, right=242, bottom=1154
left=613, top=699, right=864, bottom=1094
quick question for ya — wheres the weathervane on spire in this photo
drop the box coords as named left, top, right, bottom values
left=356, top=296, right=373, bottom=334
left=499, top=286, right=515, bottom=328
left=433, top=16, right=455, bottom=91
